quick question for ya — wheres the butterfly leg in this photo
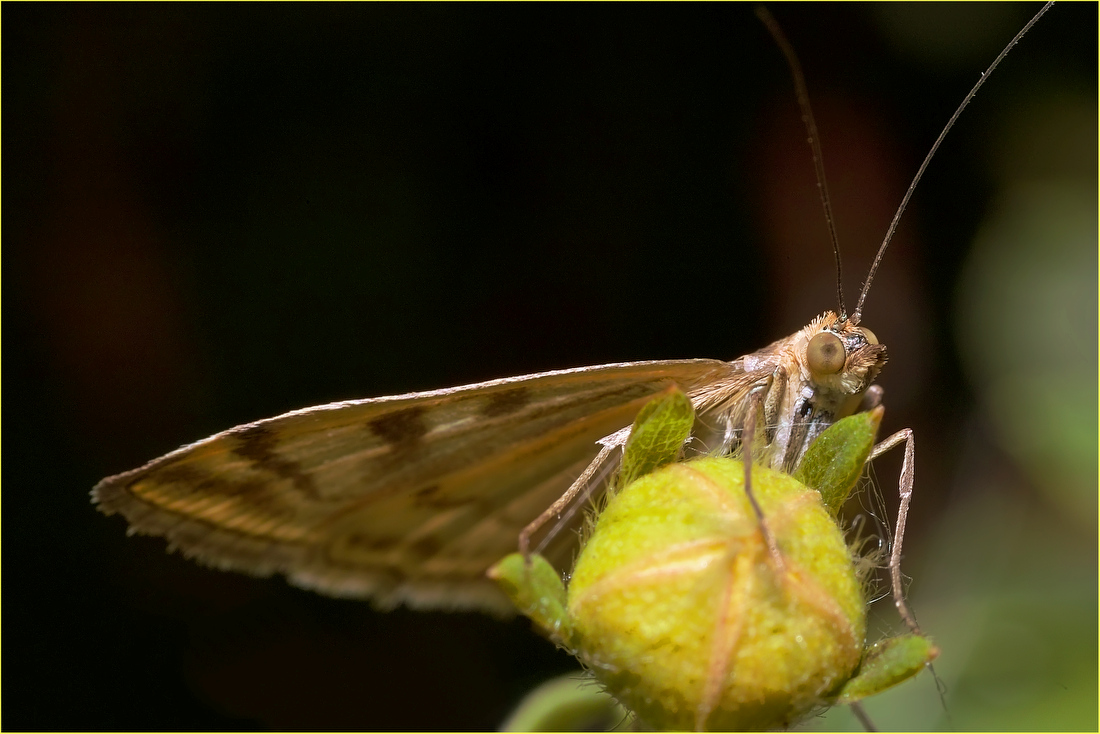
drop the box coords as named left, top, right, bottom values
left=719, top=413, right=738, bottom=453
left=868, top=427, right=921, bottom=635
left=740, top=389, right=786, bottom=572
left=859, top=384, right=884, bottom=412
left=849, top=701, right=879, bottom=732
left=517, top=440, right=622, bottom=559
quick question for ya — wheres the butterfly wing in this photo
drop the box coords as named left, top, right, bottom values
left=94, top=359, right=737, bottom=614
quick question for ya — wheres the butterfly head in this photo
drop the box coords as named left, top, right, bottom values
left=800, top=311, right=887, bottom=403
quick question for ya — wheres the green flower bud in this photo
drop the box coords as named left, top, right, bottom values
left=567, top=457, right=865, bottom=731
left=493, top=396, right=937, bottom=732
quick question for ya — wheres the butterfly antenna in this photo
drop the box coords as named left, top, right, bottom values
left=756, top=5, right=847, bottom=320
left=852, top=1, right=1054, bottom=324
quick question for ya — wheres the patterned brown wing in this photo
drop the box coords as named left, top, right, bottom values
left=93, top=359, right=737, bottom=614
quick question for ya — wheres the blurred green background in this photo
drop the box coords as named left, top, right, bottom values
left=6, top=3, right=1095, bottom=730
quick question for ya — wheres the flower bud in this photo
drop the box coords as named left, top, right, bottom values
left=567, top=457, right=865, bottom=731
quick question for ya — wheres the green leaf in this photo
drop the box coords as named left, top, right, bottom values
left=499, top=673, right=632, bottom=732
left=794, top=406, right=882, bottom=514
left=618, top=386, right=694, bottom=488
left=837, top=634, right=940, bottom=704
left=488, top=553, right=572, bottom=645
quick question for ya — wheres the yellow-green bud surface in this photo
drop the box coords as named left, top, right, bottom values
left=567, top=457, right=864, bottom=731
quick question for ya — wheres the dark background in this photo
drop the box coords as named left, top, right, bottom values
left=6, top=3, right=1096, bottom=730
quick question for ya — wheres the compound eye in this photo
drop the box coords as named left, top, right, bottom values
left=858, top=326, right=879, bottom=345
left=807, top=331, right=845, bottom=376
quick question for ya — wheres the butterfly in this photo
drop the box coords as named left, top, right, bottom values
left=92, top=3, right=1051, bottom=640
left=92, top=313, right=884, bottom=617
